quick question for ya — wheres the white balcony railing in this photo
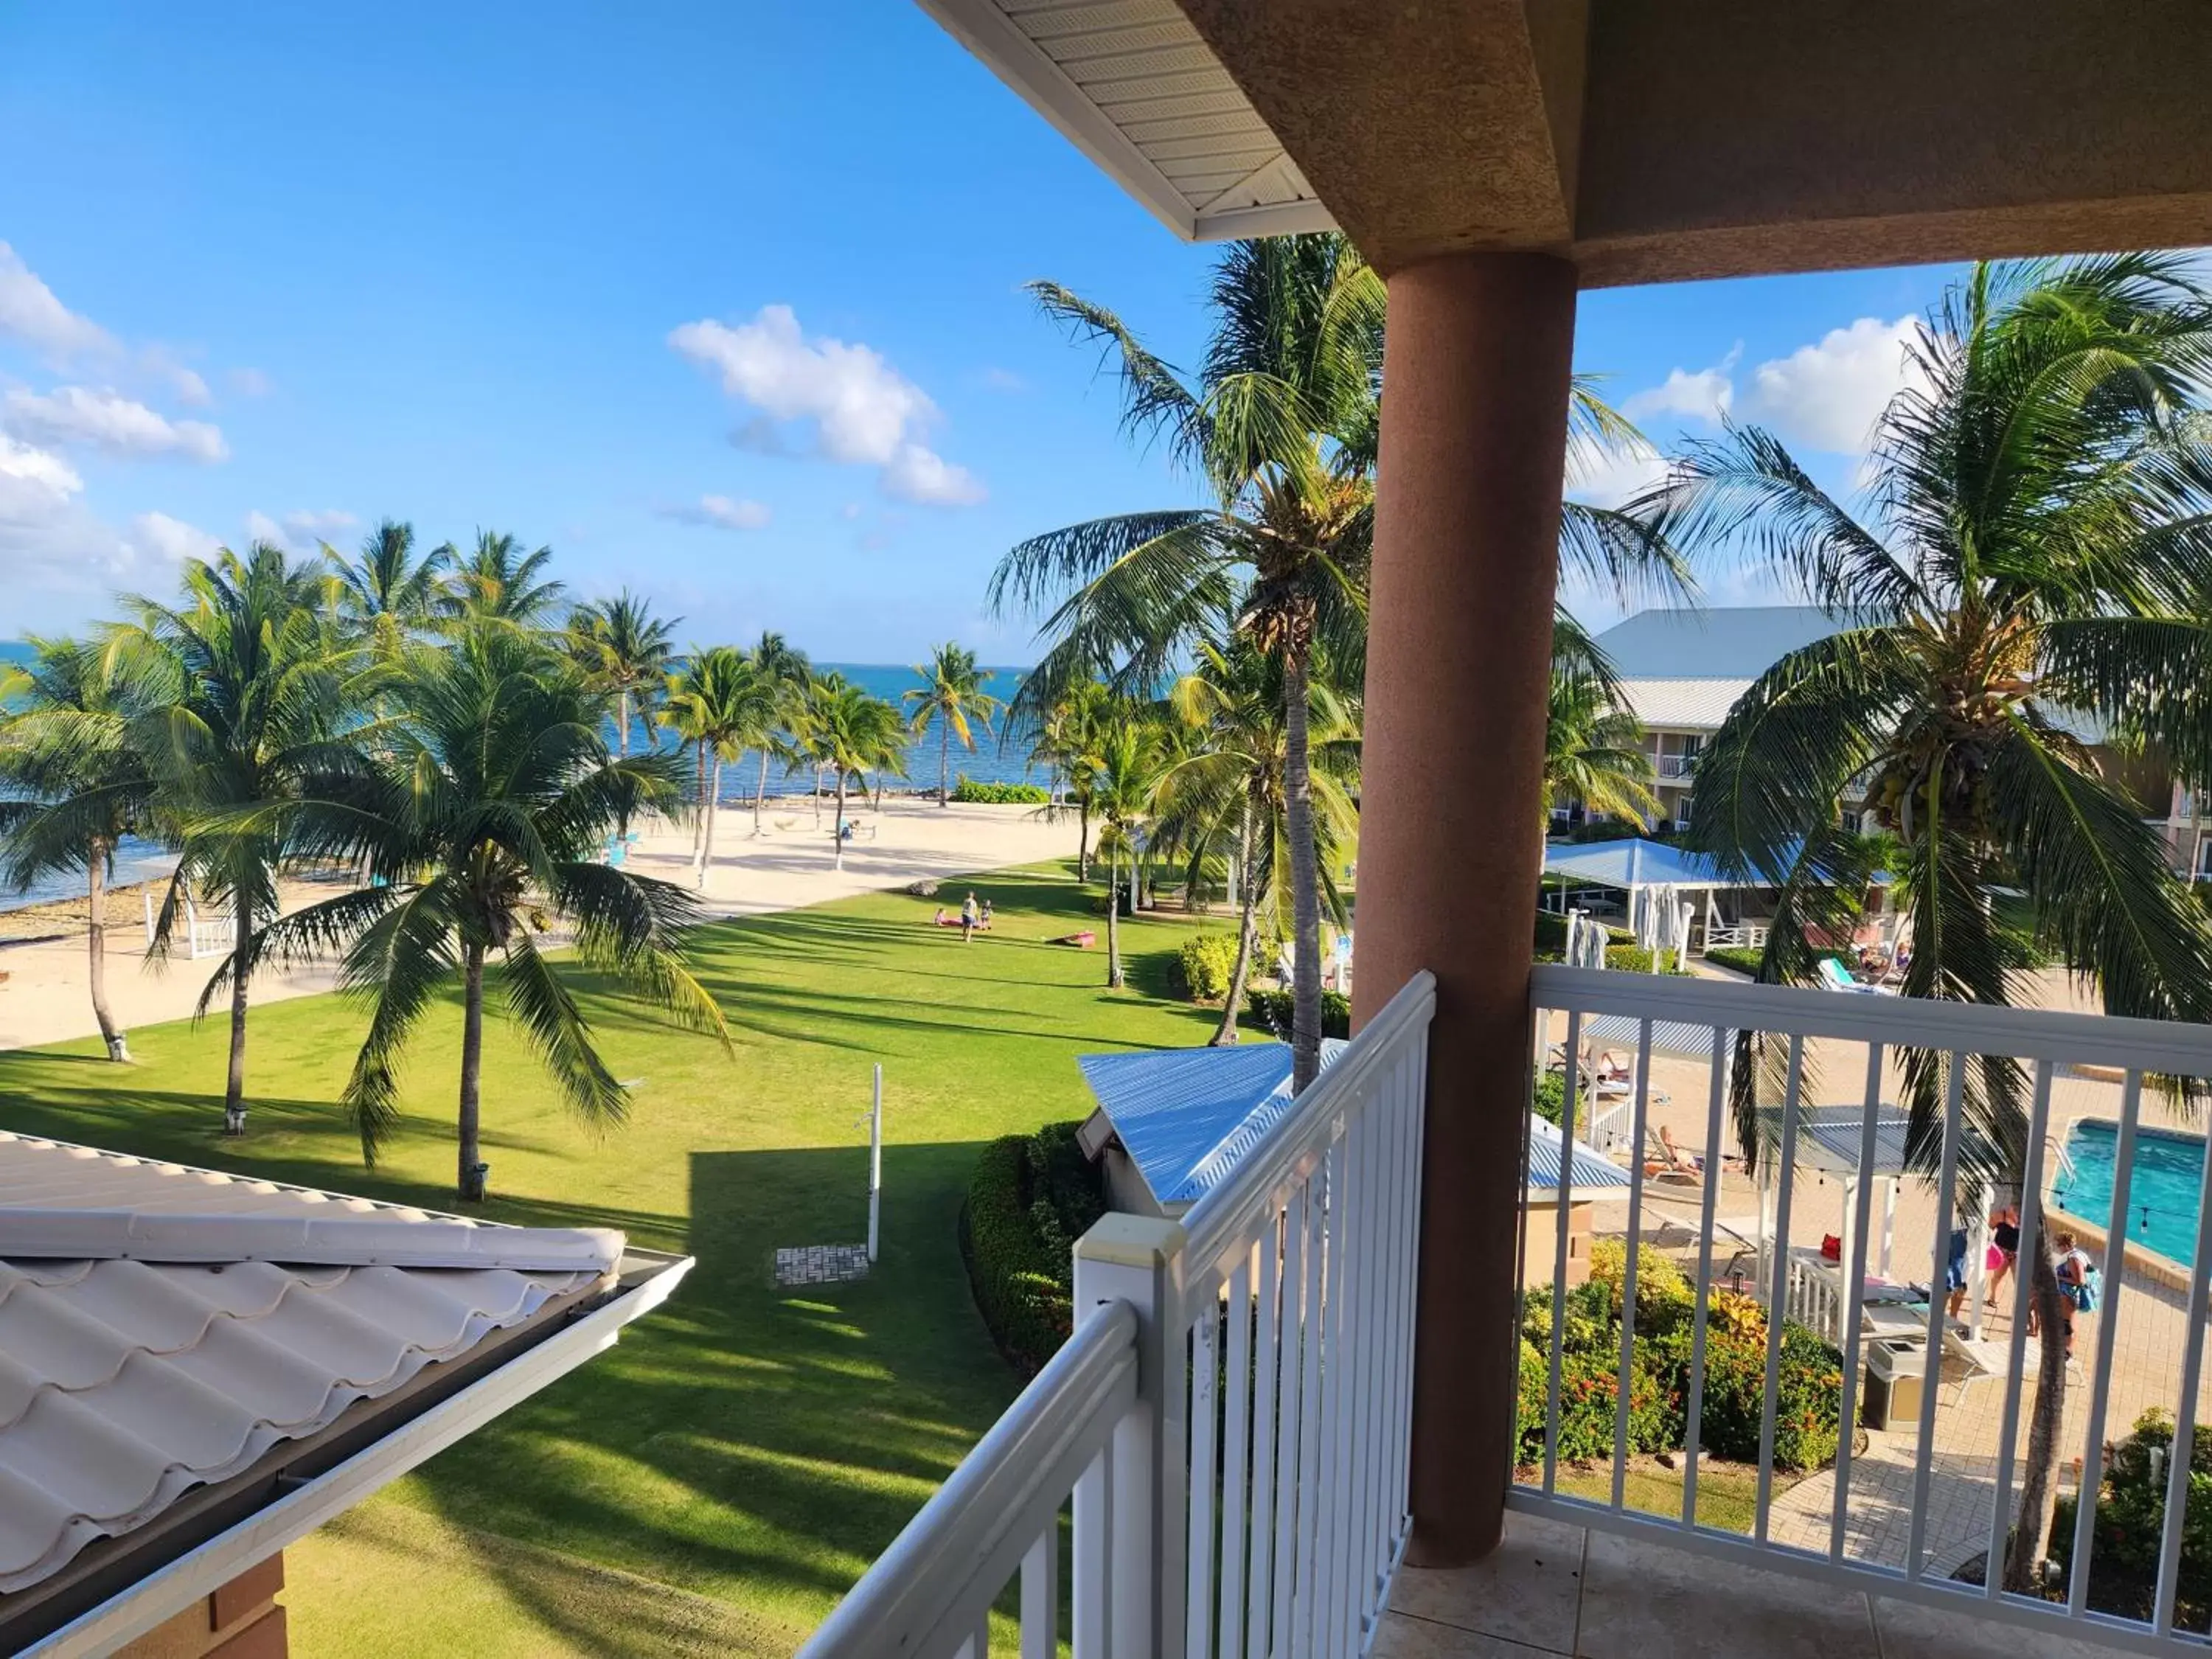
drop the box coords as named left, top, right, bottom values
left=1656, top=754, right=1697, bottom=780
left=1520, top=964, right=2212, bottom=1655
left=801, top=973, right=1436, bottom=1658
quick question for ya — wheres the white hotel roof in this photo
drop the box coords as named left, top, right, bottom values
left=0, top=1131, right=653, bottom=1621
left=1615, top=677, right=1753, bottom=732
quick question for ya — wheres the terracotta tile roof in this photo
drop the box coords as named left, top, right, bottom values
left=0, top=1132, right=619, bottom=1596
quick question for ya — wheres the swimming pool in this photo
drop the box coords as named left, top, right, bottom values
left=2051, top=1119, right=2206, bottom=1267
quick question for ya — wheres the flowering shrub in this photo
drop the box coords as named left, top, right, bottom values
left=2051, top=1409, right=2212, bottom=1625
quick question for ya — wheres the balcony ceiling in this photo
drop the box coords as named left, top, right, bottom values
left=921, top=0, right=2212, bottom=285
left=918, top=0, right=1334, bottom=241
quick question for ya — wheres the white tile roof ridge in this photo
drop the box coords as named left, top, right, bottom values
left=0, top=1210, right=623, bottom=1273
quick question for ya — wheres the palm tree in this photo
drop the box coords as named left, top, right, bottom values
left=568, top=591, right=680, bottom=756
left=992, top=234, right=1678, bottom=1091
left=256, top=627, right=729, bottom=1200
left=904, top=642, right=1003, bottom=805
left=1541, top=657, right=1660, bottom=831
left=1641, top=253, right=2212, bottom=1590
left=794, top=675, right=906, bottom=870
left=1028, top=678, right=1112, bottom=880
left=441, top=530, right=566, bottom=627
left=747, top=631, right=812, bottom=830
left=0, top=636, right=178, bottom=1060
left=1084, top=708, right=1172, bottom=989
left=118, top=543, right=355, bottom=1135
left=326, top=520, right=449, bottom=658
left=1165, top=631, right=1360, bottom=1042
left=990, top=235, right=1382, bottom=1089
left=663, top=645, right=778, bottom=887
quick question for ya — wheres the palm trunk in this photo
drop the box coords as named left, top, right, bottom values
left=698, top=754, right=721, bottom=888
left=692, top=740, right=708, bottom=855
left=835, top=771, right=849, bottom=870
left=1106, top=842, right=1123, bottom=988
left=1211, top=797, right=1261, bottom=1046
left=223, top=888, right=251, bottom=1135
left=941, top=722, right=951, bottom=807
left=814, top=765, right=824, bottom=826
left=1078, top=798, right=1091, bottom=881
left=755, top=750, right=770, bottom=835
left=1281, top=647, right=1324, bottom=1093
left=617, top=689, right=631, bottom=758
left=457, top=942, right=487, bottom=1201
left=86, top=849, right=128, bottom=1062
left=2004, top=1229, right=2075, bottom=1590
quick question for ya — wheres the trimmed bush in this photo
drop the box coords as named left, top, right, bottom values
left=1245, top=985, right=1350, bottom=1039
left=1174, top=931, right=1243, bottom=1001
left=1532, top=1070, right=1570, bottom=1130
left=950, top=777, right=1051, bottom=804
left=959, top=1121, right=1107, bottom=1377
left=1704, top=945, right=1764, bottom=976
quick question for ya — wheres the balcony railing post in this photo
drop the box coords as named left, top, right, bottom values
left=1073, top=1213, right=1189, bottom=1659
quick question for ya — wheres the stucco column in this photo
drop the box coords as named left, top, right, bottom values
left=1354, top=251, right=1579, bottom=1566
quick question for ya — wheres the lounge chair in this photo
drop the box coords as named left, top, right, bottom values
left=1817, top=956, right=1895, bottom=995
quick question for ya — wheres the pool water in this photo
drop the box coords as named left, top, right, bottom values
left=2051, top=1119, right=2206, bottom=1267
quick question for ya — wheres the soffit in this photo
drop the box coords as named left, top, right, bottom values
left=918, top=0, right=1334, bottom=240
left=0, top=1133, right=619, bottom=1597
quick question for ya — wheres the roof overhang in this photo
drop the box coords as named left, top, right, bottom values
left=917, top=0, right=1333, bottom=242
left=922, top=0, right=2212, bottom=284
left=13, top=1250, right=691, bottom=1658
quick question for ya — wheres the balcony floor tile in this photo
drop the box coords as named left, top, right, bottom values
left=1574, top=1528, right=1879, bottom=1658
left=1386, top=1511, right=1587, bottom=1652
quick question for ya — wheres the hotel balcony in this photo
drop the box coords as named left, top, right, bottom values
left=1655, top=754, right=1698, bottom=782
left=801, top=968, right=2212, bottom=1658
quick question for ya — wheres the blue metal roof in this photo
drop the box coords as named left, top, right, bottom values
left=1543, top=838, right=1743, bottom=889
left=1594, top=606, right=1843, bottom=678
left=1077, top=1040, right=1345, bottom=1206
left=1528, top=1115, right=1633, bottom=1194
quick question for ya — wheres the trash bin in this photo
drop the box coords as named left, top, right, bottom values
left=1863, top=1338, right=1927, bottom=1431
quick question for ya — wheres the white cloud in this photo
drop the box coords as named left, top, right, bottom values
left=881, top=442, right=986, bottom=507
left=0, top=436, right=187, bottom=599
left=669, top=304, right=985, bottom=506
left=979, top=366, right=1026, bottom=393
left=0, top=243, right=116, bottom=359
left=1740, top=316, right=1928, bottom=453
left=227, top=367, right=274, bottom=397
left=279, top=507, right=358, bottom=543
left=1621, top=356, right=1736, bottom=427
left=165, top=365, right=213, bottom=407
left=244, top=509, right=286, bottom=546
left=4, top=386, right=229, bottom=462
left=0, top=434, right=84, bottom=502
left=1564, top=442, right=1667, bottom=510
left=129, top=510, right=220, bottom=564
left=659, top=494, right=772, bottom=531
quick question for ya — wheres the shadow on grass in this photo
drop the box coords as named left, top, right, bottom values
left=406, top=1141, right=1020, bottom=1627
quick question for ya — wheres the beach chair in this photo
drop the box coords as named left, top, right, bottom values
left=1817, top=956, right=1893, bottom=995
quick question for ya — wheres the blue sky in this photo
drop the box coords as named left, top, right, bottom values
left=0, top=1, right=1969, bottom=658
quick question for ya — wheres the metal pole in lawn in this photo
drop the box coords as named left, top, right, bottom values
left=868, top=1062, right=883, bottom=1263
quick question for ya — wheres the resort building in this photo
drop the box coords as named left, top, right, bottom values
left=802, top=7, right=2212, bottom=1659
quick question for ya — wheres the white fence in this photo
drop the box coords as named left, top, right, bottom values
left=142, top=891, right=234, bottom=961
left=801, top=973, right=1436, bottom=1658
left=1517, top=964, right=2212, bottom=1655
left=1700, top=921, right=1768, bottom=953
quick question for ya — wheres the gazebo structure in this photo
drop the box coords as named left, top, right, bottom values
left=1542, top=836, right=1768, bottom=958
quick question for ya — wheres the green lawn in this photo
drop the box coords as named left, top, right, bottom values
left=1551, top=1458, right=1767, bottom=1536
left=0, top=862, right=1238, bottom=1652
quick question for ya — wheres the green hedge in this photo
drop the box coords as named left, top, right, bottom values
left=1704, top=945, right=1764, bottom=976
left=1518, top=1242, right=1843, bottom=1474
left=959, top=1121, right=1107, bottom=1377
left=949, top=777, right=1051, bottom=804
left=1245, top=985, right=1351, bottom=1039
left=2052, top=1409, right=2212, bottom=1626
left=1174, top=932, right=1242, bottom=1001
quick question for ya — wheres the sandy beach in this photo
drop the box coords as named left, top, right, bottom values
left=0, top=799, right=1075, bottom=1053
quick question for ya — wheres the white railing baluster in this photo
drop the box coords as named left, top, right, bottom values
left=1545, top=1008, right=1585, bottom=1495
left=1342, top=1088, right=1384, bottom=1646
left=1905, top=1051, right=1967, bottom=1582
left=1682, top=1023, right=1731, bottom=1528
left=1312, top=1133, right=1353, bottom=1656
left=1753, top=1034, right=1806, bottom=1545
left=1242, top=1220, right=1280, bottom=1659
left=1829, top=1042, right=1886, bottom=1562
left=2067, top=1070, right=2143, bottom=1618
left=1985, top=1058, right=2054, bottom=1600
left=1387, top=1024, right=1430, bottom=1553
left=1612, top=1017, right=1657, bottom=1510
left=1291, top=1158, right=1327, bottom=1659
left=2153, top=1091, right=2212, bottom=1636
left=1217, top=1251, right=1253, bottom=1659
left=1186, top=1297, right=1219, bottom=1659
left=1020, top=1526, right=1058, bottom=1659
left=1074, top=1445, right=1111, bottom=1659
left=1269, top=1181, right=1307, bottom=1654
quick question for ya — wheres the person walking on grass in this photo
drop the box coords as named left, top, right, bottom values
left=960, top=891, right=980, bottom=942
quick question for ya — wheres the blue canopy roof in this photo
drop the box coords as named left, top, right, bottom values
left=1543, top=838, right=1745, bottom=889
left=1528, top=1115, right=1633, bottom=1195
left=1077, top=1040, right=1344, bottom=1207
